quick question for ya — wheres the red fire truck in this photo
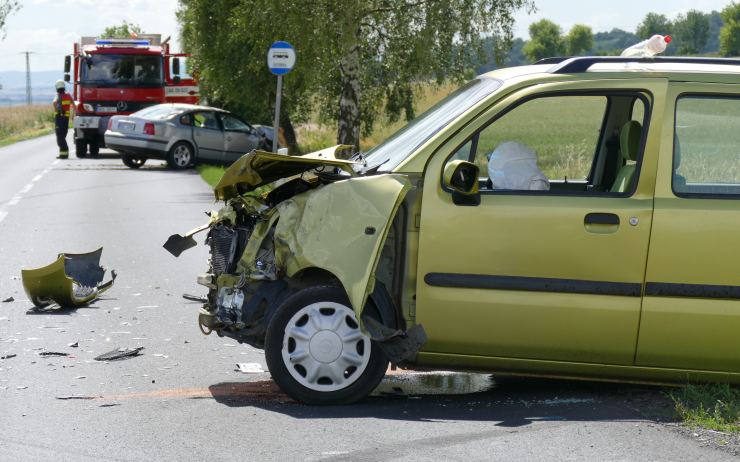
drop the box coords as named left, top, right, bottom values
left=63, top=34, right=198, bottom=157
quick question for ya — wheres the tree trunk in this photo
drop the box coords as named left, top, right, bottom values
left=280, top=116, right=298, bottom=155
left=337, top=44, right=361, bottom=151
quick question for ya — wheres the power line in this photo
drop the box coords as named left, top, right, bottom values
left=20, top=51, right=34, bottom=105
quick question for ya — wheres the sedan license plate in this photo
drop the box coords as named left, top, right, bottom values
left=117, top=121, right=135, bottom=132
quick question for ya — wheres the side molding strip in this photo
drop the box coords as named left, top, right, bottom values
left=645, top=282, right=740, bottom=299
left=424, top=273, right=642, bottom=297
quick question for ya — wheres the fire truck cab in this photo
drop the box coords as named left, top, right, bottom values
left=63, top=34, right=198, bottom=157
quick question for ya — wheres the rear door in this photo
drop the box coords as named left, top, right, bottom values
left=219, top=113, right=262, bottom=162
left=636, top=83, right=740, bottom=373
left=191, top=111, right=224, bottom=161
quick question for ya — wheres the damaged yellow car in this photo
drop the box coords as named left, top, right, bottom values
left=168, top=56, right=740, bottom=404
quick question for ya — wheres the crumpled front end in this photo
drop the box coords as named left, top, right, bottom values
left=167, top=148, right=424, bottom=360
left=21, top=248, right=116, bottom=308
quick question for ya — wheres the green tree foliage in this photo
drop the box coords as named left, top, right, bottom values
left=523, top=19, right=565, bottom=61
left=0, top=0, right=20, bottom=39
left=703, top=11, right=723, bottom=53
left=720, top=2, right=740, bottom=56
left=101, top=21, right=143, bottom=39
left=673, top=10, right=710, bottom=55
left=566, top=24, right=593, bottom=56
left=178, top=0, right=534, bottom=150
left=635, top=13, right=672, bottom=40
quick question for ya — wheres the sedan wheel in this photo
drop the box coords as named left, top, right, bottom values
left=265, top=285, right=388, bottom=404
left=167, top=142, right=194, bottom=170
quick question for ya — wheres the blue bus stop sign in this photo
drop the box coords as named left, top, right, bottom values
left=267, top=41, right=296, bottom=76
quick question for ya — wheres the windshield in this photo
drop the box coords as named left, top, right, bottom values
left=81, top=54, right=163, bottom=88
left=364, top=77, right=502, bottom=172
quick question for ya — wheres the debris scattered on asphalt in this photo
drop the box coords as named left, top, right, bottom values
left=99, top=403, right=120, bottom=408
left=94, top=347, right=144, bottom=362
left=75, top=376, right=86, bottom=379
left=16, top=386, right=28, bottom=390
left=379, top=386, right=408, bottom=399
left=235, top=363, right=264, bottom=374
left=68, top=342, right=79, bottom=348
left=21, top=248, right=116, bottom=309
left=56, top=395, right=96, bottom=400
left=38, top=351, right=69, bottom=357
left=152, top=353, right=168, bottom=358
left=2, top=296, right=14, bottom=303
left=1, top=353, right=17, bottom=360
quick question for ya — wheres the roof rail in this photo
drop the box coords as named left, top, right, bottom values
left=544, top=56, right=740, bottom=74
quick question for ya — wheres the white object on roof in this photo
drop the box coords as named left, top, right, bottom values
left=621, top=34, right=671, bottom=57
left=488, top=141, right=549, bottom=191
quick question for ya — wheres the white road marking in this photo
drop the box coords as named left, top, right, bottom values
left=1, top=159, right=57, bottom=223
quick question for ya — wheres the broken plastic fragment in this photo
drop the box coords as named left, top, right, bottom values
left=94, top=346, right=144, bottom=362
left=2, top=296, right=13, bottom=303
left=38, top=351, right=69, bottom=357
left=21, top=248, right=116, bottom=308
left=235, top=363, right=264, bottom=373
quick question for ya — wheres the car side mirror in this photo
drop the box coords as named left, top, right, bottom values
left=172, top=58, right=181, bottom=76
left=443, top=160, right=480, bottom=206
left=64, top=74, right=70, bottom=83
left=64, top=56, right=71, bottom=74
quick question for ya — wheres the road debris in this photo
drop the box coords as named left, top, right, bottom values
left=68, top=342, right=79, bottom=348
left=94, top=347, right=144, bottom=362
left=182, top=293, right=208, bottom=303
left=1, top=353, right=17, bottom=360
left=38, top=351, right=69, bottom=357
left=16, top=386, right=27, bottom=390
left=2, top=296, right=14, bottom=303
left=56, top=395, right=97, bottom=400
left=235, top=363, right=264, bottom=373
left=21, top=248, right=116, bottom=309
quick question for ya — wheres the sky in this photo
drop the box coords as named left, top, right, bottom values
left=0, top=0, right=734, bottom=73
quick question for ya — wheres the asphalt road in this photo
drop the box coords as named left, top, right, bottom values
left=0, top=135, right=737, bottom=461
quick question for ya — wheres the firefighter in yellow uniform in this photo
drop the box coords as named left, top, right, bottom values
left=52, top=80, right=72, bottom=159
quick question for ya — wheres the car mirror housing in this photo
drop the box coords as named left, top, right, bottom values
left=443, top=160, right=480, bottom=206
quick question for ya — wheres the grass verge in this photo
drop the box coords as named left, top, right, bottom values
left=0, top=105, right=55, bottom=147
left=670, top=383, right=740, bottom=433
left=196, top=164, right=227, bottom=188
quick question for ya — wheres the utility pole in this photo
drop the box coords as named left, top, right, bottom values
left=20, top=51, right=34, bottom=105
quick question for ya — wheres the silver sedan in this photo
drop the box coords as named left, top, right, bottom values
left=104, top=103, right=275, bottom=169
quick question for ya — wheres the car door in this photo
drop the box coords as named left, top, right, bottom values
left=636, top=83, right=740, bottom=373
left=415, top=79, right=667, bottom=365
left=219, top=113, right=262, bottom=162
left=191, top=111, right=224, bottom=161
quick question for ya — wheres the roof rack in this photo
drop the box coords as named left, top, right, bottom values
left=534, top=56, right=740, bottom=74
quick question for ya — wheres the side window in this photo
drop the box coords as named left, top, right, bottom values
left=674, top=96, right=740, bottom=196
left=450, top=95, right=618, bottom=193
left=192, top=111, right=220, bottom=130
left=179, top=114, right=193, bottom=126
left=221, top=114, right=251, bottom=131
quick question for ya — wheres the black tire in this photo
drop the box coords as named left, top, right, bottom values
left=89, top=139, right=100, bottom=157
left=167, top=141, right=194, bottom=170
left=75, top=139, right=87, bottom=158
left=265, top=285, right=388, bottom=405
left=121, top=154, right=147, bottom=169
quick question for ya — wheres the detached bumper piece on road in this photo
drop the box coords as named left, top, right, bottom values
left=21, top=248, right=116, bottom=309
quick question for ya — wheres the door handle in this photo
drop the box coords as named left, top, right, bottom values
left=584, top=213, right=619, bottom=225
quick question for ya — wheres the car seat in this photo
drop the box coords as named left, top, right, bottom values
left=610, top=120, right=642, bottom=193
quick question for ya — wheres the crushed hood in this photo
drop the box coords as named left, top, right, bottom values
left=214, top=145, right=359, bottom=201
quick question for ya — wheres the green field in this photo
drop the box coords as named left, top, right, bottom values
left=0, top=105, right=55, bottom=147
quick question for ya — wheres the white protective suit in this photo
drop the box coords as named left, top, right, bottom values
left=487, top=141, right=550, bottom=190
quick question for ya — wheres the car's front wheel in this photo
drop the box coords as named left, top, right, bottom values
left=121, top=154, right=147, bottom=169
left=167, top=141, right=194, bottom=170
left=265, top=285, right=388, bottom=405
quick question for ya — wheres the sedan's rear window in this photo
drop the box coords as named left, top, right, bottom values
left=134, top=106, right=182, bottom=120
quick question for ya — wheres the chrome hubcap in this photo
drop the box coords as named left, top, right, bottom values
left=282, top=302, right=370, bottom=392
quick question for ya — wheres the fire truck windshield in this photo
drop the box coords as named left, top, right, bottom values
left=81, top=54, right=163, bottom=88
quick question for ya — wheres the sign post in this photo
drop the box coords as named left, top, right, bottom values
left=267, top=41, right=296, bottom=153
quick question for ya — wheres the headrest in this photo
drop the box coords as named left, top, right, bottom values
left=620, top=120, right=642, bottom=162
